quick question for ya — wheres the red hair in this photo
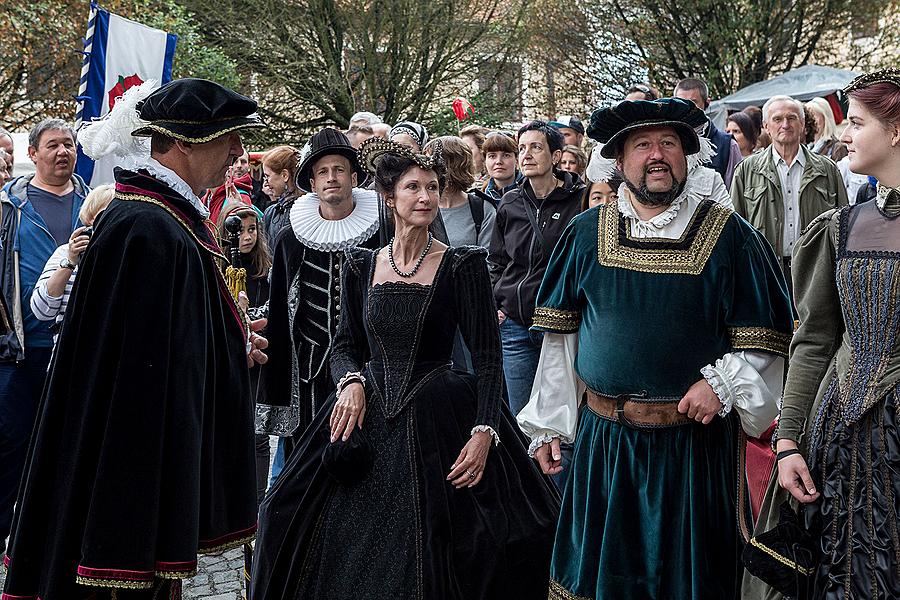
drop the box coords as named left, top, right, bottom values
left=850, top=83, right=900, bottom=126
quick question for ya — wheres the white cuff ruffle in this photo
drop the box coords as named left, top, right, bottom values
left=701, top=363, right=734, bottom=417
left=527, top=433, right=555, bottom=458
left=471, top=425, right=500, bottom=446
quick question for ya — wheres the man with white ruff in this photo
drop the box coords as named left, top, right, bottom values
left=517, top=98, right=794, bottom=599
left=258, top=128, right=381, bottom=457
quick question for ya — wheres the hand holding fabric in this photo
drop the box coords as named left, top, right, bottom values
left=330, top=381, right=366, bottom=442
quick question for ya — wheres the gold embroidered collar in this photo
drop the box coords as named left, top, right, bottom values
left=596, top=199, right=732, bottom=274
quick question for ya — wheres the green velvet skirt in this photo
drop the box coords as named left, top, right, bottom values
left=549, top=407, right=740, bottom=600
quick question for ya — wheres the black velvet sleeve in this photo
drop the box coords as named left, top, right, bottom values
left=330, top=248, right=373, bottom=384
left=258, top=228, right=299, bottom=407
left=452, top=246, right=503, bottom=430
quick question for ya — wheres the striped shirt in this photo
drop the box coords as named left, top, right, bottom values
left=30, top=243, right=76, bottom=344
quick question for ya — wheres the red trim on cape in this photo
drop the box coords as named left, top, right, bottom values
left=1, top=593, right=40, bottom=600
left=76, top=565, right=153, bottom=582
left=198, top=522, right=257, bottom=551
left=154, top=560, right=197, bottom=572
left=114, top=182, right=247, bottom=341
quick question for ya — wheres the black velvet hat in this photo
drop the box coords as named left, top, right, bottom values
left=296, top=128, right=367, bottom=193
left=132, top=78, right=264, bottom=143
left=588, top=98, right=706, bottom=158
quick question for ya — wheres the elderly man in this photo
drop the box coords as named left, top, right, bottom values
left=257, top=128, right=380, bottom=458
left=731, top=94, right=848, bottom=294
left=517, top=98, right=794, bottom=599
left=0, top=118, right=88, bottom=556
left=3, top=79, right=268, bottom=600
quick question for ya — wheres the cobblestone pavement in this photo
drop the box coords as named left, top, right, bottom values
left=1, top=439, right=277, bottom=599
left=183, top=548, right=247, bottom=600
left=0, top=551, right=247, bottom=599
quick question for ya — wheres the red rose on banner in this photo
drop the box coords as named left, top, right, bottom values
left=107, top=74, right=145, bottom=111
left=452, top=97, right=475, bottom=121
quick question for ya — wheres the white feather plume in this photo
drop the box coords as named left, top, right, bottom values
left=688, top=136, right=716, bottom=173
left=585, top=144, right=618, bottom=183
left=78, top=80, right=159, bottom=161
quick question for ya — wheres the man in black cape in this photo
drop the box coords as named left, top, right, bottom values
left=2, top=78, right=268, bottom=600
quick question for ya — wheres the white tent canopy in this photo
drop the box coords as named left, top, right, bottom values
left=707, top=65, right=861, bottom=127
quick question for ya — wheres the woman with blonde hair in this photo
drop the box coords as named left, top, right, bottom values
left=806, top=97, right=848, bottom=161
left=30, top=184, right=116, bottom=347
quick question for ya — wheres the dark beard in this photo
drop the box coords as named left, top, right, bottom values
left=624, top=173, right=686, bottom=207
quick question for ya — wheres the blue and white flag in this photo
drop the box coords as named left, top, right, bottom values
left=75, top=3, right=177, bottom=187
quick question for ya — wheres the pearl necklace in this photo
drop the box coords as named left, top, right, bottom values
left=388, top=233, right=433, bottom=278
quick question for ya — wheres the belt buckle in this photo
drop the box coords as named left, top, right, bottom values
left=614, top=393, right=634, bottom=427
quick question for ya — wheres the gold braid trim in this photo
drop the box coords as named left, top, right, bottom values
left=533, top=306, right=581, bottom=333
left=549, top=579, right=593, bottom=600
left=135, top=122, right=264, bottom=144
left=76, top=575, right=154, bottom=590
left=199, top=531, right=256, bottom=555
left=597, top=200, right=732, bottom=274
left=729, top=326, right=791, bottom=357
left=156, top=569, right=198, bottom=580
left=115, top=192, right=227, bottom=261
left=748, top=537, right=813, bottom=576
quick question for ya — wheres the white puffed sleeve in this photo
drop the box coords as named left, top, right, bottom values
left=700, top=351, right=783, bottom=437
left=516, top=332, right=584, bottom=456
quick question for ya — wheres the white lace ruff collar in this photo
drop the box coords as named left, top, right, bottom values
left=616, top=175, right=701, bottom=235
left=289, top=188, right=380, bottom=251
left=133, top=157, right=209, bottom=218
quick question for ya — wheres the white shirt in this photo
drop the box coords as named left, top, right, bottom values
left=516, top=189, right=785, bottom=454
left=771, top=145, right=806, bottom=257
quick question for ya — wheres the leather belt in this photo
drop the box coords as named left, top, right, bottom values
left=586, top=389, right=693, bottom=429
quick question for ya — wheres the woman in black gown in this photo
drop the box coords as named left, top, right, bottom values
left=251, top=138, right=559, bottom=599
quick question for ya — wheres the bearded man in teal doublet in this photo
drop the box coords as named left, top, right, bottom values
left=516, top=98, right=794, bottom=600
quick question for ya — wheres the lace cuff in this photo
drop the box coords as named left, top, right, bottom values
left=471, top=425, right=500, bottom=446
left=527, top=433, right=555, bottom=458
left=701, top=363, right=734, bottom=417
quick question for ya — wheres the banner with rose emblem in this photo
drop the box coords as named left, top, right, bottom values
left=75, top=3, right=177, bottom=187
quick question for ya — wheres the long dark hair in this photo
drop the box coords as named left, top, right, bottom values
left=726, top=112, right=759, bottom=149
left=217, top=203, right=272, bottom=279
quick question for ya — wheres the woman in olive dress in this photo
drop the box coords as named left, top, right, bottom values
left=251, top=138, right=559, bottom=600
left=747, top=68, right=900, bottom=599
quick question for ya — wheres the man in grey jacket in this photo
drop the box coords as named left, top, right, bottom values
left=731, top=95, right=848, bottom=295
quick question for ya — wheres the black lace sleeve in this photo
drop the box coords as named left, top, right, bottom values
left=330, top=248, right=372, bottom=384
left=452, top=246, right=502, bottom=430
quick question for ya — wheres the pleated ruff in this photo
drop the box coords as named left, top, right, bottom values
left=807, top=383, right=900, bottom=600
left=550, top=406, right=739, bottom=600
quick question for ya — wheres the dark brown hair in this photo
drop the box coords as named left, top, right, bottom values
left=217, top=203, right=272, bottom=279
left=726, top=112, right=759, bottom=149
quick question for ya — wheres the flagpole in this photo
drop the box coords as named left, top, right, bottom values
left=74, top=2, right=99, bottom=132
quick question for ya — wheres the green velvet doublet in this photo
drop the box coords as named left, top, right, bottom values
left=534, top=201, right=793, bottom=600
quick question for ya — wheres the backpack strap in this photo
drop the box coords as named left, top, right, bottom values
left=468, top=193, right=485, bottom=239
